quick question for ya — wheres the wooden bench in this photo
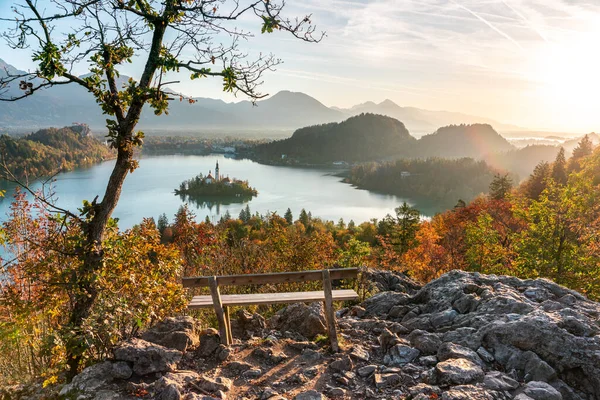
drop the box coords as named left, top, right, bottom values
left=182, top=268, right=359, bottom=351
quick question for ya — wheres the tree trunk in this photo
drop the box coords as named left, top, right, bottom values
left=65, top=142, right=134, bottom=380
left=63, top=20, right=167, bottom=381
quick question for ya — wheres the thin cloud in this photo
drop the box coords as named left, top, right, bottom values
left=450, top=0, right=524, bottom=50
left=500, top=0, right=549, bottom=42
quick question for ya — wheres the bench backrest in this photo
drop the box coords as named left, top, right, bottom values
left=182, top=268, right=359, bottom=288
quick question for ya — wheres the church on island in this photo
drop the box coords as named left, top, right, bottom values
left=175, top=161, right=257, bottom=199
left=204, top=161, right=232, bottom=186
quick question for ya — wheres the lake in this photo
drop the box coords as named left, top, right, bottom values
left=0, top=154, right=431, bottom=229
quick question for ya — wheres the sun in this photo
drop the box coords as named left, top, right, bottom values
left=528, top=23, right=600, bottom=131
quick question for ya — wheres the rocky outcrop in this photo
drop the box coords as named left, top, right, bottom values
left=51, top=269, right=600, bottom=400
left=362, top=268, right=421, bottom=294
left=113, top=338, right=182, bottom=376
left=141, top=316, right=200, bottom=352
left=231, top=309, right=267, bottom=339
left=268, top=302, right=327, bottom=339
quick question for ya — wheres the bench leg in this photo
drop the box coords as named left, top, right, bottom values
left=224, top=306, right=233, bottom=344
left=209, top=276, right=230, bottom=345
left=322, top=269, right=340, bottom=352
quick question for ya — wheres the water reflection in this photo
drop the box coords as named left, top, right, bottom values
left=177, top=193, right=253, bottom=213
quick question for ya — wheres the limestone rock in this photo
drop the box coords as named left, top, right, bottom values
left=363, top=291, right=411, bottom=317
left=349, top=345, right=370, bottom=361
left=437, top=342, right=484, bottom=367
left=269, top=302, right=327, bottom=339
left=433, top=358, right=484, bottom=385
left=198, top=328, right=221, bottom=357
left=242, top=368, right=262, bottom=379
left=293, top=390, right=324, bottom=400
left=230, top=309, right=266, bottom=339
left=113, top=338, right=182, bottom=376
left=440, top=385, right=497, bottom=400
left=59, top=361, right=126, bottom=399
left=408, top=330, right=442, bottom=355
left=522, top=381, right=563, bottom=400
left=329, top=355, right=353, bottom=372
left=197, top=376, right=232, bottom=393
left=301, top=348, right=323, bottom=362
left=362, top=268, right=421, bottom=294
left=357, top=365, right=377, bottom=377
left=482, top=371, right=519, bottom=391
left=374, top=373, right=402, bottom=388
left=383, top=344, right=420, bottom=366
left=141, top=316, right=200, bottom=352
left=253, top=347, right=288, bottom=364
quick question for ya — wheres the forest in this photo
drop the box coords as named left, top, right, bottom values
left=1, top=134, right=598, bottom=387
left=0, top=126, right=113, bottom=180
left=249, top=113, right=416, bottom=163
left=345, top=157, right=505, bottom=210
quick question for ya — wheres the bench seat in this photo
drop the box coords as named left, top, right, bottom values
left=189, top=289, right=359, bottom=309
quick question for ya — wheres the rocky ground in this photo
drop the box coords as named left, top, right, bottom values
left=6, top=269, right=600, bottom=400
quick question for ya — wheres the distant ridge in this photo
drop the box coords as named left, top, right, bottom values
left=338, top=99, right=522, bottom=135
left=0, top=58, right=524, bottom=135
left=415, top=123, right=515, bottom=158
left=251, top=113, right=416, bottom=163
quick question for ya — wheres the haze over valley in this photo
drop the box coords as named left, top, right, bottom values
left=0, top=58, right=577, bottom=139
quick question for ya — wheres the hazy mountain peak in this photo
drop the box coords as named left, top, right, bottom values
left=350, top=101, right=377, bottom=110
left=379, top=99, right=399, bottom=107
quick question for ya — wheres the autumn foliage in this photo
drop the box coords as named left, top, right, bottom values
left=2, top=136, right=600, bottom=387
left=0, top=192, right=185, bottom=385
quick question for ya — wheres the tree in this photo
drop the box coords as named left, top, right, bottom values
left=337, top=238, right=370, bottom=270
left=454, top=199, right=466, bottom=209
left=0, top=0, right=322, bottom=378
left=394, top=202, right=420, bottom=254
left=244, top=204, right=251, bottom=223
left=569, top=135, right=594, bottom=173
left=284, top=208, right=293, bottom=225
left=221, top=210, right=232, bottom=223
left=489, top=173, right=513, bottom=200
left=552, top=147, right=568, bottom=185
left=238, top=205, right=251, bottom=223
left=157, top=213, right=169, bottom=235
left=299, top=208, right=310, bottom=226
left=523, top=162, right=551, bottom=201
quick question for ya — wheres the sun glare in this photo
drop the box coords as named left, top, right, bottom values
left=533, top=26, right=600, bottom=129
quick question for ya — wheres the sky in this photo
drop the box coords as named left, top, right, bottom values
left=0, top=0, right=599, bottom=133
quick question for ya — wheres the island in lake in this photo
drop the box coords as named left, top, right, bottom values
left=175, top=161, right=258, bottom=200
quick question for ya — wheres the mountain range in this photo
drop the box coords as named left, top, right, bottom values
left=0, top=58, right=520, bottom=136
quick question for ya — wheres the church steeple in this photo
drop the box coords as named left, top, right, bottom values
left=215, top=160, right=220, bottom=181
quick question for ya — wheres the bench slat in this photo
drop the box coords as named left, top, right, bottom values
left=188, top=289, right=359, bottom=309
left=182, top=268, right=359, bottom=288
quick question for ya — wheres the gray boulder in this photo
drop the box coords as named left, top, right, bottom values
left=269, top=302, right=327, bottom=339
left=522, top=381, right=563, bottom=400
left=433, top=358, right=484, bottom=385
left=113, top=338, right=182, bottom=376
left=363, top=291, right=412, bottom=317
left=408, top=330, right=442, bottom=355
left=437, top=342, right=484, bottom=367
left=383, top=344, right=420, bottom=366
left=482, top=371, right=519, bottom=391
left=198, top=328, right=221, bottom=357
left=141, top=316, right=200, bottom=352
left=362, top=268, right=421, bottom=294
left=393, top=270, right=600, bottom=399
left=59, top=361, right=131, bottom=399
left=440, top=385, right=499, bottom=400
left=293, top=390, right=324, bottom=400
left=230, top=309, right=266, bottom=339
